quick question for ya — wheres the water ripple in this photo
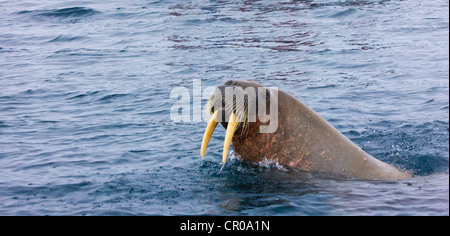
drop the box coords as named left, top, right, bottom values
left=0, top=0, right=448, bottom=215
left=18, top=7, right=100, bottom=19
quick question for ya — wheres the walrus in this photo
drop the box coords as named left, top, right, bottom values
left=200, top=80, right=412, bottom=180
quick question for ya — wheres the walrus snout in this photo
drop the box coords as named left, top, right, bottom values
left=201, top=80, right=268, bottom=163
left=207, top=80, right=263, bottom=128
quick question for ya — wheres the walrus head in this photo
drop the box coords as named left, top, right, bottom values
left=201, top=80, right=277, bottom=163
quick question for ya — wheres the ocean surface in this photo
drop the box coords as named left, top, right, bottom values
left=0, top=0, right=448, bottom=215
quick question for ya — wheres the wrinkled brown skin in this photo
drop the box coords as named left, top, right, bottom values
left=218, top=80, right=412, bottom=180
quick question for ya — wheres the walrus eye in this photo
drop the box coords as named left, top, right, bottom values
left=200, top=110, right=238, bottom=164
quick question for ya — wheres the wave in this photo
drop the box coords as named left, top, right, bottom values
left=17, top=7, right=99, bottom=22
left=49, top=35, right=85, bottom=43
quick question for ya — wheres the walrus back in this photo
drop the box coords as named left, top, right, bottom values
left=277, top=90, right=411, bottom=180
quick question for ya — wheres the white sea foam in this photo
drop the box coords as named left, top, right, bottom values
left=258, top=157, right=287, bottom=171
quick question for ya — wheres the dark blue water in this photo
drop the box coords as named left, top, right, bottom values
left=0, top=0, right=448, bottom=215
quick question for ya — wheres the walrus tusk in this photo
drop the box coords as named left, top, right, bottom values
left=223, top=112, right=238, bottom=163
left=201, top=110, right=219, bottom=157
